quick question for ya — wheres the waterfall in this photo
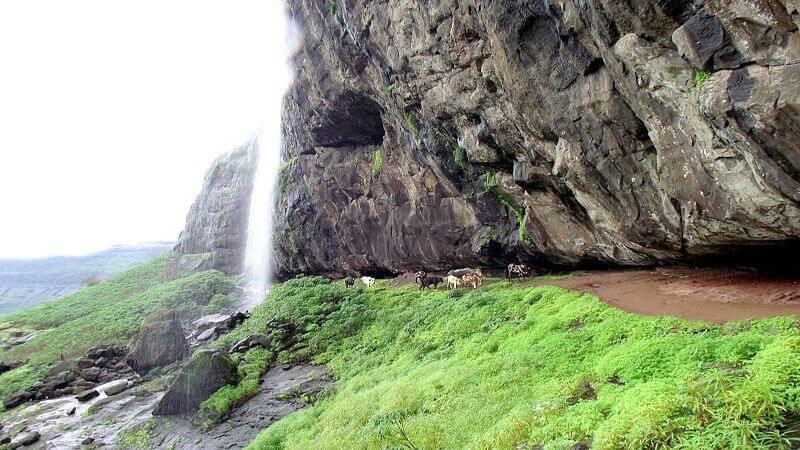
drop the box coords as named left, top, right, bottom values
left=242, top=2, right=296, bottom=309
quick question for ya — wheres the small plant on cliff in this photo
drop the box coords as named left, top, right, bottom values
left=328, top=0, right=336, bottom=16
left=278, top=156, right=299, bottom=199
left=453, top=146, right=470, bottom=171
left=372, top=149, right=383, bottom=176
left=485, top=170, right=534, bottom=247
left=82, top=273, right=102, bottom=286
left=384, top=83, right=397, bottom=94
left=693, top=69, right=711, bottom=88
left=404, top=111, right=420, bottom=138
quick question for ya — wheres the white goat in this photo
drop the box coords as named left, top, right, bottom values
left=360, top=276, right=376, bottom=287
left=447, top=275, right=461, bottom=290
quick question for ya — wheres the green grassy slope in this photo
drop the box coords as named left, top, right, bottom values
left=0, top=254, right=236, bottom=401
left=0, top=242, right=173, bottom=315
left=239, top=277, right=800, bottom=449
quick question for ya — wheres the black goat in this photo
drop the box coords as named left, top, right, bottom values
left=418, top=276, right=443, bottom=290
left=344, top=277, right=355, bottom=287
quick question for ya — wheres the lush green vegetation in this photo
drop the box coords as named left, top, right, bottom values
left=277, top=156, right=299, bottom=199
left=454, top=146, right=470, bottom=171
left=694, top=69, right=712, bottom=88
left=0, top=254, right=236, bottom=402
left=0, top=242, right=171, bottom=316
left=404, top=112, right=420, bottom=138
left=372, top=149, right=383, bottom=176
left=485, top=170, right=534, bottom=248
left=201, top=347, right=272, bottom=423
left=238, top=277, right=800, bottom=449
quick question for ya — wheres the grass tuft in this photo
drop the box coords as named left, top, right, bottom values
left=693, top=69, right=712, bottom=88
left=372, top=149, right=382, bottom=176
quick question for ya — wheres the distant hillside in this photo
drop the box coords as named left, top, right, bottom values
left=0, top=242, right=173, bottom=316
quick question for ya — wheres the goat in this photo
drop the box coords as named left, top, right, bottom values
left=344, top=277, right=355, bottom=287
left=360, top=276, right=376, bottom=287
left=414, top=271, right=427, bottom=284
left=417, top=276, right=443, bottom=290
left=447, top=275, right=462, bottom=289
left=461, top=273, right=483, bottom=289
left=448, top=267, right=482, bottom=278
left=506, top=263, right=530, bottom=281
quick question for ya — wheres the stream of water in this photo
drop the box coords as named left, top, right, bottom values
left=242, top=3, right=296, bottom=309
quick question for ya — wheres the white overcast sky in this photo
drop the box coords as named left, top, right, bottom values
left=0, top=1, right=290, bottom=259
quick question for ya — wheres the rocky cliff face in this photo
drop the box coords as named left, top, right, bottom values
left=174, top=141, right=255, bottom=274
left=178, top=0, right=800, bottom=277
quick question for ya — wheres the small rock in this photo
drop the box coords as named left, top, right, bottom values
left=196, top=327, right=216, bottom=341
left=81, top=367, right=101, bottom=382
left=102, top=380, right=129, bottom=396
left=0, top=435, right=10, bottom=445
left=67, top=407, right=76, bottom=416
left=95, top=357, right=109, bottom=368
left=75, top=357, right=95, bottom=370
left=126, top=313, right=189, bottom=373
left=153, top=349, right=238, bottom=415
left=3, top=391, right=33, bottom=409
left=75, top=389, right=99, bottom=402
left=10, top=431, right=40, bottom=449
left=81, top=437, right=94, bottom=445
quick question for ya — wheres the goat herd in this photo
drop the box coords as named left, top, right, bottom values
left=343, top=263, right=531, bottom=291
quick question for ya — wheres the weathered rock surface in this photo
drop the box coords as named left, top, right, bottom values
left=173, top=141, right=257, bottom=275
left=127, top=313, right=189, bottom=374
left=153, top=349, right=238, bottom=415
left=177, top=0, right=800, bottom=275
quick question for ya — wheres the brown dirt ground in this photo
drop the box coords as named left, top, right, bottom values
left=532, top=267, right=800, bottom=323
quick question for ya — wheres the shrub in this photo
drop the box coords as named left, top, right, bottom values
left=372, top=149, right=382, bottom=176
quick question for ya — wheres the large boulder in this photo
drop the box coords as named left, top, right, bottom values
left=153, top=349, right=238, bottom=415
left=126, top=313, right=189, bottom=374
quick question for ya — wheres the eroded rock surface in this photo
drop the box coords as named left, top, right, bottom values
left=177, top=0, right=800, bottom=276
left=153, top=349, right=238, bottom=415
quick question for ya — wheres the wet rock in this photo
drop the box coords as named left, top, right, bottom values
left=81, top=437, right=95, bottom=445
left=81, top=367, right=101, bottom=382
left=102, top=380, right=130, bottom=396
left=126, top=312, right=189, bottom=374
left=66, top=407, right=76, bottom=416
left=196, top=327, right=216, bottom=341
left=0, top=435, right=9, bottom=445
left=0, top=361, right=22, bottom=375
left=9, top=431, right=40, bottom=449
left=95, top=356, right=110, bottom=368
left=153, top=349, right=238, bottom=415
left=3, top=391, right=34, bottom=409
left=75, top=357, right=95, bottom=370
left=75, top=389, right=99, bottom=402
left=229, top=334, right=270, bottom=354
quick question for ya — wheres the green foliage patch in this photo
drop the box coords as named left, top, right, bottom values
left=372, top=149, right=383, bottom=176
left=404, top=112, right=420, bottom=138
left=0, top=254, right=236, bottom=401
left=694, top=69, right=712, bottom=88
left=201, top=348, right=272, bottom=422
left=243, top=277, right=800, bottom=449
left=485, top=170, right=534, bottom=247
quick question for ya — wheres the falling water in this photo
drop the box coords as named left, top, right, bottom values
left=242, top=3, right=296, bottom=309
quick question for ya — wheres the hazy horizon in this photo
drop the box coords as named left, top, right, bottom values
left=0, top=1, right=287, bottom=259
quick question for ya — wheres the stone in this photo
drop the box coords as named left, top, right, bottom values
left=3, top=391, right=33, bottom=409
left=81, top=437, right=95, bottom=446
left=9, top=431, right=39, bottom=449
left=75, top=389, right=99, bottom=402
left=0, top=435, right=9, bottom=445
left=95, top=357, right=110, bottom=368
left=75, top=357, right=95, bottom=370
left=229, top=334, right=270, bottom=354
left=126, top=313, right=189, bottom=374
left=0, top=361, right=21, bottom=375
left=101, top=380, right=129, bottom=396
left=196, top=327, right=216, bottom=341
left=66, top=407, right=76, bottom=416
left=153, top=349, right=238, bottom=415
left=81, top=367, right=101, bottom=382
